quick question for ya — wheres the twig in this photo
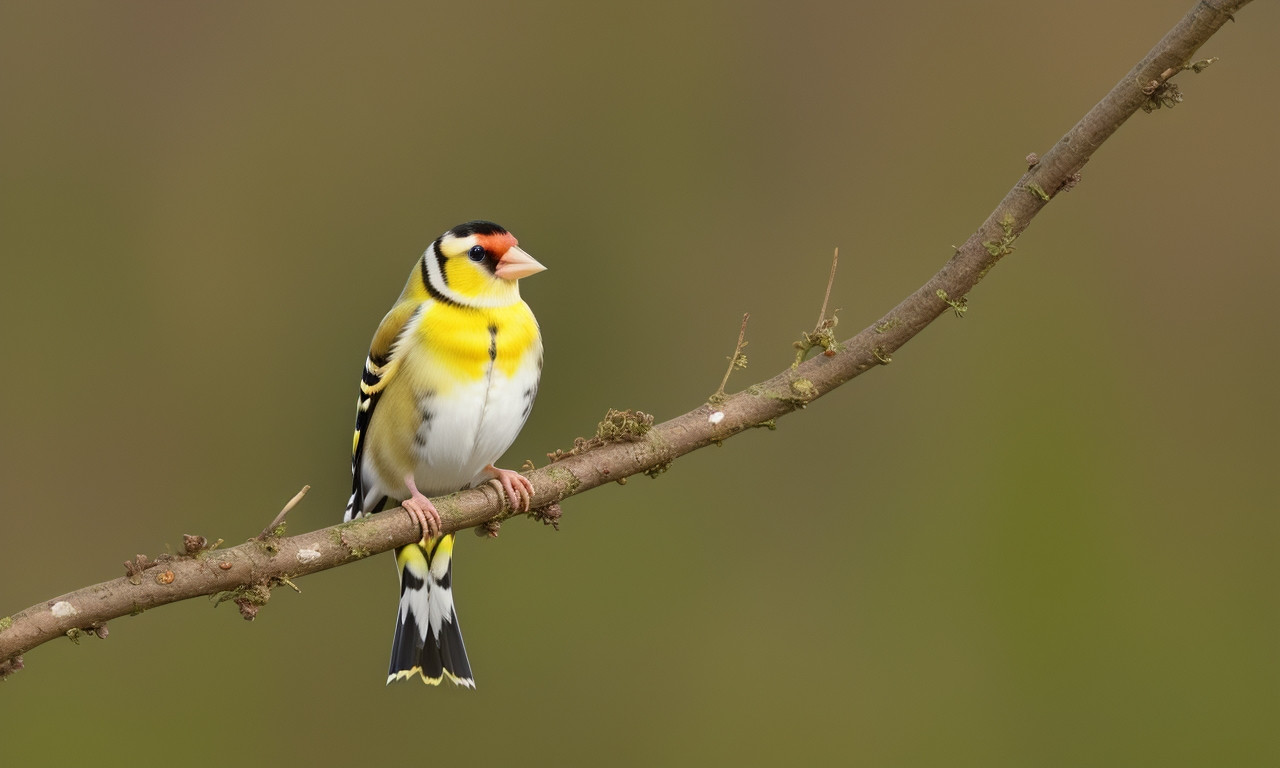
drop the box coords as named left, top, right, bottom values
left=815, top=247, right=839, bottom=332
left=793, top=248, right=843, bottom=366
left=711, top=313, right=750, bottom=404
left=258, top=485, right=310, bottom=540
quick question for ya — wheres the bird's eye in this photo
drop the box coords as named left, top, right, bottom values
left=468, top=245, right=486, bottom=262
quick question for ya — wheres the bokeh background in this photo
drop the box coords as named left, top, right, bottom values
left=2, top=1, right=1276, bottom=765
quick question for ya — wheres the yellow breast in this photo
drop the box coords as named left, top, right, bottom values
left=412, top=300, right=540, bottom=388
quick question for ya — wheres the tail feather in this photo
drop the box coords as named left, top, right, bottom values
left=387, top=535, right=474, bottom=687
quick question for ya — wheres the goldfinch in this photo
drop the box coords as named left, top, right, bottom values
left=343, top=220, right=545, bottom=687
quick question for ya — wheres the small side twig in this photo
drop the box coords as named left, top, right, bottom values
left=815, top=247, right=839, bottom=332
left=793, top=248, right=842, bottom=367
left=710, top=313, right=750, bottom=404
left=259, top=485, right=310, bottom=540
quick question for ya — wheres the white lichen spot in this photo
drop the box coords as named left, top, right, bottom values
left=51, top=601, right=78, bottom=618
left=709, top=411, right=725, bottom=425
left=296, top=547, right=322, bottom=564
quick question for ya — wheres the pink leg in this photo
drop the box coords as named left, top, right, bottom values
left=401, top=474, right=442, bottom=540
left=481, top=464, right=534, bottom=513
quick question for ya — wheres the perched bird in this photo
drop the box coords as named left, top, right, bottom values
left=344, top=220, right=545, bottom=687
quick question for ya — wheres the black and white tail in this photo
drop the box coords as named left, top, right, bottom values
left=387, top=534, right=474, bottom=687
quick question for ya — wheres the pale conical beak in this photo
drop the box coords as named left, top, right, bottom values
left=494, top=245, right=547, bottom=281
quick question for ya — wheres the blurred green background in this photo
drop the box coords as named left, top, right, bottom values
left=2, top=1, right=1276, bottom=765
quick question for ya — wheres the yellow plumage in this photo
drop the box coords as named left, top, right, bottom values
left=344, top=220, right=546, bottom=687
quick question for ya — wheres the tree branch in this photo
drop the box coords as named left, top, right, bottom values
left=0, top=0, right=1252, bottom=675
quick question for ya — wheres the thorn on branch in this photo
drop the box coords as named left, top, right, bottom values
left=476, top=519, right=502, bottom=538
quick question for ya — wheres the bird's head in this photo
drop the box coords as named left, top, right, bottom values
left=424, top=220, right=546, bottom=307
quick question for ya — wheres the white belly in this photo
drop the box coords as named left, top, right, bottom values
left=411, top=361, right=538, bottom=495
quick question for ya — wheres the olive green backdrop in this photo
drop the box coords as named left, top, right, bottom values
left=2, top=1, right=1276, bottom=765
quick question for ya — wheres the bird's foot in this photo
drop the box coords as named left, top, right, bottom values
left=482, top=465, right=534, bottom=513
left=401, top=475, right=442, bottom=540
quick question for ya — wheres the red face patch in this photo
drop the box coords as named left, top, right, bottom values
left=475, top=232, right=518, bottom=258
